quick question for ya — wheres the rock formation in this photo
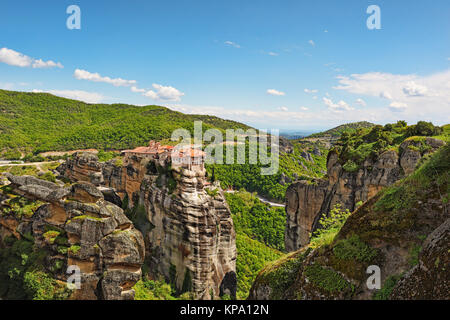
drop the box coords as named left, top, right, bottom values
left=58, top=152, right=104, bottom=186
left=390, top=218, right=449, bottom=300
left=250, top=143, right=449, bottom=300
left=285, top=137, right=445, bottom=251
left=57, top=149, right=237, bottom=299
left=0, top=173, right=145, bottom=300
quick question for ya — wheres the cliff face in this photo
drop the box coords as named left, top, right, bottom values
left=0, top=173, right=145, bottom=300
left=285, top=137, right=445, bottom=251
left=58, top=151, right=237, bottom=299
left=250, top=143, right=449, bottom=300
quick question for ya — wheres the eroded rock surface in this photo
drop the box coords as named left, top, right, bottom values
left=390, top=218, right=450, bottom=300
left=285, top=138, right=445, bottom=251
left=58, top=151, right=237, bottom=299
left=0, top=173, right=144, bottom=300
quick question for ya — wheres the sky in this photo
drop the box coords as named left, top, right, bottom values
left=0, top=0, right=449, bottom=131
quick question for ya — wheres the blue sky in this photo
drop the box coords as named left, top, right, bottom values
left=0, top=0, right=449, bottom=131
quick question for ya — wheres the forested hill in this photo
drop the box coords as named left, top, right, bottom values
left=308, top=121, right=375, bottom=138
left=0, top=89, right=250, bottom=157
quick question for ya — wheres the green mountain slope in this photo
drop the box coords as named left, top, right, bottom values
left=309, top=121, right=375, bottom=138
left=0, top=89, right=250, bottom=156
left=249, top=142, right=449, bottom=300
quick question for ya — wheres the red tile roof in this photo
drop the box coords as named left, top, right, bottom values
left=122, top=141, right=176, bottom=155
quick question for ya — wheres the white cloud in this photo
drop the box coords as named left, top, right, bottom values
left=0, top=48, right=32, bottom=67
left=304, top=88, right=318, bottom=94
left=32, top=59, right=63, bottom=69
left=402, top=81, right=428, bottom=97
left=74, top=69, right=136, bottom=87
left=356, top=98, right=366, bottom=106
left=224, top=41, right=241, bottom=48
left=0, top=47, right=63, bottom=69
left=308, top=40, right=315, bottom=47
left=131, top=86, right=145, bottom=93
left=323, top=97, right=354, bottom=112
left=380, top=91, right=393, bottom=99
left=31, top=89, right=104, bottom=103
left=333, top=69, right=450, bottom=124
left=278, top=106, right=289, bottom=111
left=164, top=103, right=382, bottom=130
left=389, top=101, right=407, bottom=112
left=300, top=106, right=309, bottom=111
left=267, top=89, right=285, bottom=96
left=324, top=30, right=328, bottom=33
left=143, top=84, right=184, bottom=101
left=268, top=52, right=278, bottom=56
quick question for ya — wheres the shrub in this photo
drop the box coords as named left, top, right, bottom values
left=373, top=275, right=402, bottom=300
left=333, top=235, right=377, bottom=263
left=310, top=204, right=351, bottom=248
left=23, top=271, right=71, bottom=300
left=304, top=264, right=353, bottom=293
left=39, top=171, right=56, bottom=183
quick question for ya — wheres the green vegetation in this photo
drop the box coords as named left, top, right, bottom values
left=23, top=270, right=70, bottom=300
left=225, top=190, right=285, bottom=250
left=304, top=263, right=353, bottom=294
left=133, top=278, right=178, bottom=300
left=97, top=150, right=120, bottom=162
left=224, top=190, right=284, bottom=299
left=43, top=230, right=60, bottom=244
left=332, top=235, right=378, bottom=263
left=309, top=204, right=351, bottom=248
left=0, top=165, right=39, bottom=176
left=256, top=250, right=308, bottom=299
left=207, top=140, right=328, bottom=201
left=335, top=121, right=446, bottom=172
left=0, top=191, right=44, bottom=218
left=68, top=245, right=81, bottom=255
left=408, top=244, right=422, bottom=267
left=0, top=89, right=250, bottom=157
left=373, top=275, right=402, bottom=300
left=235, top=233, right=283, bottom=299
left=374, top=143, right=449, bottom=216
left=205, top=187, right=219, bottom=197
left=309, top=121, right=375, bottom=138
left=0, top=236, right=71, bottom=300
left=39, top=171, right=56, bottom=183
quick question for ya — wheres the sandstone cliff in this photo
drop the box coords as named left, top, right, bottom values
left=0, top=173, right=145, bottom=300
left=57, top=151, right=237, bottom=299
left=250, top=143, right=449, bottom=300
left=285, top=137, right=445, bottom=251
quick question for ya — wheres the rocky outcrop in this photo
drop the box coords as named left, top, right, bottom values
left=141, top=165, right=236, bottom=299
left=390, top=218, right=449, bottom=300
left=57, top=152, right=104, bottom=186
left=58, top=151, right=237, bottom=299
left=285, top=138, right=445, bottom=251
left=250, top=144, right=449, bottom=300
left=0, top=173, right=145, bottom=300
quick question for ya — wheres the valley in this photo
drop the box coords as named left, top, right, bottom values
left=0, top=90, right=448, bottom=300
